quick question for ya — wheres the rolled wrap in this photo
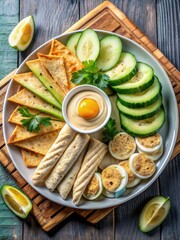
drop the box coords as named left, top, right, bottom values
left=32, top=124, right=77, bottom=185
left=45, top=133, right=90, bottom=192
left=57, top=145, right=88, bottom=199
left=73, top=138, right=108, bottom=205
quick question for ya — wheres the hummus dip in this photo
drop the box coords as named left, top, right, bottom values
left=67, top=90, right=108, bottom=131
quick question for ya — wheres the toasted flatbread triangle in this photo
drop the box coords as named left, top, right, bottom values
left=38, top=53, right=69, bottom=94
left=13, top=130, right=60, bottom=155
left=26, top=59, right=65, bottom=103
left=13, top=72, right=62, bottom=110
left=8, top=121, right=64, bottom=143
left=21, top=149, right=44, bottom=168
left=8, top=106, right=58, bottom=125
left=49, top=39, right=83, bottom=89
left=8, top=88, right=64, bottom=120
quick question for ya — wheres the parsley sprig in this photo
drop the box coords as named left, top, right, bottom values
left=18, top=106, right=52, bottom=132
left=102, top=118, right=118, bottom=143
left=71, top=60, right=109, bottom=90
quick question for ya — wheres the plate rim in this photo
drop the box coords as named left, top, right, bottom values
left=3, top=29, right=179, bottom=209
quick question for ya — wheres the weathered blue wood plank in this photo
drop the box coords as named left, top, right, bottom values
left=0, top=165, right=22, bottom=240
left=0, top=0, right=19, bottom=80
left=0, top=0, right=23, bottom=239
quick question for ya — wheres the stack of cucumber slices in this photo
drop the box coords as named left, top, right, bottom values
left=66, top=29, right=165, bottom=137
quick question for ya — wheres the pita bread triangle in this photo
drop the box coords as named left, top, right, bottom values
left=8, top=121, right=64, bottom=143
left=8, top=106, right=59, bottom=125
left=8, top=88, right=64, bottom=120
left=49, top=39, right=83, bottom=89
left=21, top=149, right=44, bottom=168
left=13, top=72, right=62, bottom=110
left=38, top=53, right=69, bottom=94
left=13, top=130, right=60, bottom=155
left=26, top=59, right=65, bottom=103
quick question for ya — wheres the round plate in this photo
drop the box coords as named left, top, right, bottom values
left=3, top=30, right=179, bottom=209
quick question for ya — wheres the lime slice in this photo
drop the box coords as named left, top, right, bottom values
left=8, top=15, right=35, bottom=51
left=139, top=196, right=171, bottom=232
left=0, top=185, right=32, bottom=219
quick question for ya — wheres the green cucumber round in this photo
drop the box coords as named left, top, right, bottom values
left=96, top=35, right=122, bottom=71
left=117, top=76, right=162, bottom=108
left=139, top=196, right=171, bottom=232
left=117, top=96, right=162, bottom=120
left=76, top=29, right=100, bottom=61
left=66, top=32, right=81, bottom=55
left=120, top=107, right=165, bottom=137
left=105, top=52, right=137, bottom=86
left=113, top=62, right=154, bottom=94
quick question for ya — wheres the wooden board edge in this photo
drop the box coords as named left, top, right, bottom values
left=0, top=68, right=17, bottom=89
left=64, top=1, right=116, bottom=33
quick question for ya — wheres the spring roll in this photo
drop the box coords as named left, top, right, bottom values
left=32, top=124, right=77, bottom=185
left=73, top=138, right=108, bottom=205
left=45, top=133, right=90, bottom=192
left=57, top=145, right=88, bottom=199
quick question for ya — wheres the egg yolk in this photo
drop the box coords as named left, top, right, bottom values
left=78, top=98, right=99, bottom=120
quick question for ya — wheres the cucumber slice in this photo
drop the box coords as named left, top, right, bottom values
left=117, top=96, right=162, bottom=120
left=139, top=196, right=171, bottom=232
left=105, top=52, right=137, bottom=86
left=96, top=35, right=122, bottom=71
left=76, top=29, right=100, bottom=61
left=113, top=62, right=154, bottom=94
left=66, top=32, right=81, bottom=55
left=117, top=76, right=162, bottom=108
left=120, top=107, right=165, bottom=137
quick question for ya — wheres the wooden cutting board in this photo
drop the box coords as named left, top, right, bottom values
left=0, top=1, right=180, bottom=232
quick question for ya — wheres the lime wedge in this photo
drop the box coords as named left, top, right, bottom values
left=0, top=185, right=32, bottom=219
left=139, top=196, right=171, bottom=232
left=8, top=15, right=35, bottom=51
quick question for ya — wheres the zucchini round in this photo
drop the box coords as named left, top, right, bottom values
left=76, top=29, right=100, bottom=61
left=120, top=107, right=165, bottom=137
left=117, top=76, right=162, bottom=108
left=112, top=62, right=154, bottom=94
left=105, top=52, right=137, bottom=86
left=96, top=35, right=122, bottom=71
left=117, top=96, right=162, bottom=120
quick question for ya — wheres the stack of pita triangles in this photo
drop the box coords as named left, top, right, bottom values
left=8, top=40, right=83, bottom=167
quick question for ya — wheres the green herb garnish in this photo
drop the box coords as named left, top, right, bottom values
left=71, top=60, right=109, bottom=90
left=18, top=106, right=52, bottom=132
left=102, top=118, right=118, bottom=143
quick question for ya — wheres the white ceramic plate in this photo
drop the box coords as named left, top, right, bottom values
left=3, top=30, right=179, bottom=209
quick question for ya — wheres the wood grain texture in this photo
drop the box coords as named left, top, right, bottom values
left=0, top=1, right=22, bottom=240
left=157, top=1, right=180, bottom=239
left=0, top=0, right=18, bottom=80
left=19, top=0, right=79, bottom=62
left=0, top=0, right=180, bottom=239
left=112, top=1, right=160, bottom=239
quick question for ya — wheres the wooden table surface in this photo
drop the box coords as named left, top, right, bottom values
left=0, top=0, right=180, bottom=239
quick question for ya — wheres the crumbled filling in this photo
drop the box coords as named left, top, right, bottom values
left=133, top=153, right=156, bottom=176
left=137, top=134, right=160, bottom=148
left=119, top=161, right=135, bottom=182
left=111, top=134, right=135, bottom=158
left=84, top=176, right=99, bottom=196
left=102, top=167, right=122, bottom=192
